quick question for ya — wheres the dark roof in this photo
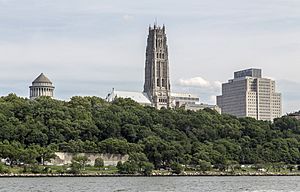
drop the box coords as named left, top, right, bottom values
left=33, top=73, right=52, bottom=83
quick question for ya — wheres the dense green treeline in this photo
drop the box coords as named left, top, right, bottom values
left=1, top=94, right=300, bottom=172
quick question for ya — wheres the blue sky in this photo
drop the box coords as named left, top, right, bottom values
left=1, top=0, right=300, bottom=113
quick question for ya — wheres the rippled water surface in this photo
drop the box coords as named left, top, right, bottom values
left=0, top=176, right=300, bottom=192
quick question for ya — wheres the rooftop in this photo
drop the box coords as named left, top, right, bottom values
left=171, top=92, right=198, bottom=98
left=234, top=68, right=262, bottom=79
left=32, top=73, right=52, bottom=84
left=108, top=90, right=151, bottom=105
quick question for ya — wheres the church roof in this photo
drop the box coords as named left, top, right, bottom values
left=33, top=73, right=52, bottom=83
left=107, top=89, right=151, bottom=105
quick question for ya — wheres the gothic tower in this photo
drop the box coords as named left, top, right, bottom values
left=143, top=24, right=171, bottom=109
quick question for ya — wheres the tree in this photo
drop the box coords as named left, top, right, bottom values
left=215, top=163, right=226, bottom=172
left=226, top=160, right=240, bottom=173
left=197, top=160, right=212, bottom=173
left=272, top=162, right=285, bottom=172
left=117, top=161, right=139, bottom=174
left=29, top=145, right=57, bottom=165
left=71, top=155, right=90, bottom=171
left=116, top=153, right=153, bottom=175
left=287, top=164, right=295, bottom=172
left=1, top=94, right=300, bottom=174
left=0, top=141, right=23, bottom=166
left=98, top=138, right=130, bottom=155
left=20, top=148, right=39, bottom=165
left=70, top=161, right=81, bottom=174
left=170, top=162, right=183, bottom=174
left=141, top=162, right=154, bottom=176
left=116, top=161, right=123, bottom=171
left=129, top=153, right=154, bottom=176
left=94, top=157, right=104, bottom=170
left=0, top=163, right=7, bottom=174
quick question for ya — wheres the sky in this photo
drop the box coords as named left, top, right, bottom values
left=1, top=0, right=300, bottom=114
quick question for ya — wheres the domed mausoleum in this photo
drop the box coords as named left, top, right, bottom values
left=29, top=73, right=55, bottom=99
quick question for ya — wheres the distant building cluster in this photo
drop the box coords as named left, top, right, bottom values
left=106, top=24, right=220, bottom=112
left=28, top=24, right=283, bottom=120
left=288, top=112, right=300, bottom=120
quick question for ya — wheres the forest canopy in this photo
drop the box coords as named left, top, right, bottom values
left=0, top=94, right=300, bottom=169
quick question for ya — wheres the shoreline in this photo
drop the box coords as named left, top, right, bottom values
left=2, top=172, right=300, bottom=177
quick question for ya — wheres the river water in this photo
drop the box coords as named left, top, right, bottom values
left=0, top=176, right=299, bottom=192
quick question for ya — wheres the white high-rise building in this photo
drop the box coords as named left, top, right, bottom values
left=217, top=68, right=282, bottom=121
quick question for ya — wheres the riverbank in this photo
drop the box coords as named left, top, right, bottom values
left=2, top=171, right=300, bottom=177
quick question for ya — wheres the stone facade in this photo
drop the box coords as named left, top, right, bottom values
left=47, top=152, right=129, bottom=166
left=29, top=73, right=55, bottom=99
left=184, top=103, right=221, bottom=114
left=217, top=68, right=282, bottom=121
left=288, top=113, right=300, bottom=120
left=171, top=92, right=199, bottom=107
left=143, top=24, right=171, bottom=109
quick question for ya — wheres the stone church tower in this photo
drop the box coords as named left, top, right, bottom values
left=143, top=24, right=171, bottom=109
left=29, top=73, right=55, bottom=100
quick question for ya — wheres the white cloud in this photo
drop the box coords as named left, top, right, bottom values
left=179, top=77, right=209, bottom=87
left=178, top=77, right=221, bottom=90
